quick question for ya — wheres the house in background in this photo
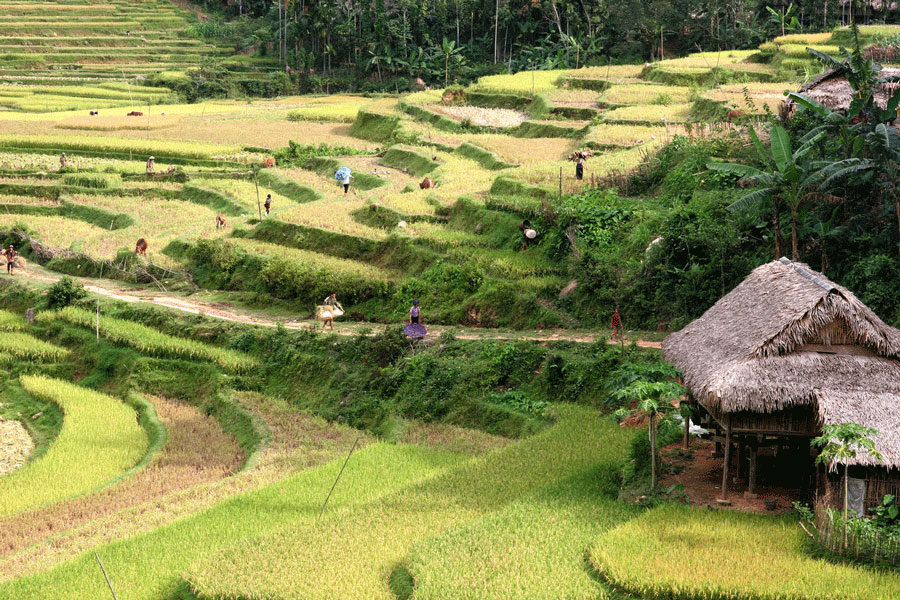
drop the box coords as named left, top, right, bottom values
left=784, top=66, right=900, bottom=116
left=663, top=258, right=900, bottom=513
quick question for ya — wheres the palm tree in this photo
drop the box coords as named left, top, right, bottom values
left=708, top=125, right=826, bottom=261
left=812, top=423, right=882, bottom=549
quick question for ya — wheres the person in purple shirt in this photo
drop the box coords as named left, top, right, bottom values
left=409, top=300, right=421, bottom=324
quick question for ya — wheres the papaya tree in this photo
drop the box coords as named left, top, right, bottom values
left=614, top=379, right=685, bottom=489
left=812, top=423, right=882, bottom=549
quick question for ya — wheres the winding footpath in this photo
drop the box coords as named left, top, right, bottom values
left=7, top=263, right=662, bottom=348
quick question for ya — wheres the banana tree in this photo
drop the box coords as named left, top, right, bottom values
left=439, top=37, right=463, bottom=88
left=708, top=125, right=826, bottom=261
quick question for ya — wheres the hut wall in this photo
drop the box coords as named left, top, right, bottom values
left=821, top=467, right=900, bottom=514
left=860, top=467, right=900, bottom=513
left=707, top=405, right=817, bottom=435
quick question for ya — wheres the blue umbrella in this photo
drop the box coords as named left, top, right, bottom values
left=334, top=167, right=352, bottom=181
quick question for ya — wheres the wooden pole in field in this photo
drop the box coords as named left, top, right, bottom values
left=253, top=169, right=262, bottom=220
left=95, top=553, right=119, bottom=600
left=319, top=436, right=361, bottom=519
left=558, top=167, right=562, bottom=202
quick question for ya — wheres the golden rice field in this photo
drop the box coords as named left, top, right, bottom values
left=603, top=103, right=693, bottom=123
left=603, top=84, right=693, bottom=105
left=473, top=69, right=569, bottom=93
left=231, top=238, right=397, bottom=280
left=592, top=504, right=900, bottom=600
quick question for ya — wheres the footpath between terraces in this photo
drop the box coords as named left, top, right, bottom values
left=5, top=262, right=662, bottom=348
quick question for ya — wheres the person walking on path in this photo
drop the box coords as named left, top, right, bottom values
left=610, top=307, right=622, bottom=342
left=319, top=293, right=344, bottom=330
left=339, top=171, right=352, bottom=195
left=409, top=299, right=421, bottom=324
left=146, top=156, right=155, bottom=175
left=575, top=155, right=585, bottom=180
left=4, top=245, right=17, bottom=274
left=59, top=153, right=67, bottom=171
left=264, top=194, right=272, bottom=216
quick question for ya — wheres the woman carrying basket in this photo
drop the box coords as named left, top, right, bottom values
left=318, top=293, right=344, bottom=330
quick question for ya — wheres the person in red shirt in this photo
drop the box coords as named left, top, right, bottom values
left=610, top=307, right=622, bottom=341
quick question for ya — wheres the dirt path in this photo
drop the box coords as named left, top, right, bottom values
left=0, top=416, right=32, bottom=476
left=7, top=264, right=662, bottom=348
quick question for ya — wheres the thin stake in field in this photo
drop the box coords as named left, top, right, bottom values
left=95, top=552, right=119, bottom=600
left=318, top=436, right=361, bottom=519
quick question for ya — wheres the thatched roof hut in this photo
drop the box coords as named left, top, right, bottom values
left=664, top=258, right=900, bottom=472
left=788, top=67, right=900, bottom=113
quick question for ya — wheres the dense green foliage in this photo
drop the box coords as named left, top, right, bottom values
left=194, top=0, right=887, bottom=94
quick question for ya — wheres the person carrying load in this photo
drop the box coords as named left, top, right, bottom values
left=335, top=167, right=353, bottom=196
left=4, top=245, right=17, bottom=274
left=316, top=293, right=344, bottom=330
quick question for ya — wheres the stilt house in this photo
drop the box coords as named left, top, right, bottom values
left=662, top=258, right=900, bottom=512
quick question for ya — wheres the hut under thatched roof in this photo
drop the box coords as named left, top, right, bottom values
left=663, top=258, right=900, bottom=510
left=787, top=66, right=900, bottom=113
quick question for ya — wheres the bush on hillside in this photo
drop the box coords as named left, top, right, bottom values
left=46, top=277, right=87, bottom=310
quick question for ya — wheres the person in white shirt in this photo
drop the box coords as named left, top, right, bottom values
left=340, top=172, right=352, bottom=195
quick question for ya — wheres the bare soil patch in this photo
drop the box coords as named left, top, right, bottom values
left=660, top=438, right=805, bottom=514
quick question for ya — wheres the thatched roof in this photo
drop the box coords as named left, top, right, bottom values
left=663, top=258, right=900, bottom=468
left=790, top=67, right=900, bottom=112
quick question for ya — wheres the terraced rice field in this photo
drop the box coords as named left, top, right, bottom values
left=0, top=18, right=859, bottom=600
left=0, top=375, right=146, bottom=518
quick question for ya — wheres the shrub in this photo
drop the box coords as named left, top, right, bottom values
left=46, top=276, right=86, bottom=309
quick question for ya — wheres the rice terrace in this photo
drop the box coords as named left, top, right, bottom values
left=5, top=0, right=900, bottom=598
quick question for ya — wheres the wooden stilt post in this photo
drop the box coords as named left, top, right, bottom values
left=718, top=416, right=732, bottom=505
left=735, top=440, right=745, bottom=485
left=683, top=407, right=691, bottom=450
left=745, top=442, right=759, bottom=500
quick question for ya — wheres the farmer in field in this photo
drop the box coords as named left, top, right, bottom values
left=264, top=194, right=272, bottom=216
left=4, top=245, right=16, bottom=274
left=409, top=299, right=421, bottom=324
left=146, top=156, right=155, bottom=175
left=59, top=153, right=67, bottom=171
left=519, top=219, right=537, bottom=250
left=319, top=293, right=344, bottom=330
left=335, top=167, right=353, bottom=196
left=575, top=154, right=585, bottom=180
